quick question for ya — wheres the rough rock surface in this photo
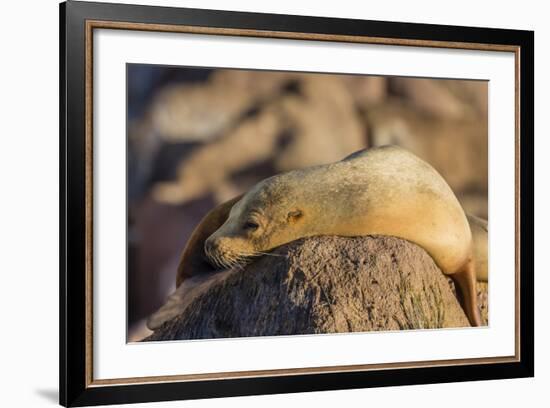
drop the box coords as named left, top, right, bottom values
left=144, top=236, right=488, bottom=342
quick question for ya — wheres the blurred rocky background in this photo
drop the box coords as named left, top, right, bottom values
left=127, top=64, right=487, bottom=341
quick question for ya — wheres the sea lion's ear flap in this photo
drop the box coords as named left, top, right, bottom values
left=287, top=209, right=303, bottom=223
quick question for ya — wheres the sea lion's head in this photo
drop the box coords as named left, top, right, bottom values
left=204, top=177, right=307, bottom=269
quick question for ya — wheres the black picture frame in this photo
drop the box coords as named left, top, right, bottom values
left=60, top=1, right=534, bottom=406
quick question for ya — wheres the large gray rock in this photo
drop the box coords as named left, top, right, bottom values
left=144, top=236, right=487, bottom=342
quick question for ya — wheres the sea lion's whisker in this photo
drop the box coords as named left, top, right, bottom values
left=234, top=254, right=249, bottom=265
left=228, top=257, right=244, bottom=271
left=222, top=259, right=230, bottom=269
left=212, top=258, right=220, bottom=269
left=225, top=257, right=236, bottom=269
left=254, top=251, right=287, bottom=258
left=214, top=254, right=226, bottom=269
left=224, top=253, right=244, bottom=270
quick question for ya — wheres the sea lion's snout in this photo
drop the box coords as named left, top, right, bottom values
left=204, top=236, right=218, bottom=258
left=204, top=236, right=226, bottom=268
left=204, top=234, right=253, bottom=269
left=204, top=236, right=227, bottom=262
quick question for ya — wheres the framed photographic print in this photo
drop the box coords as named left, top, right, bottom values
left=60, top=0, right=534, bottom=406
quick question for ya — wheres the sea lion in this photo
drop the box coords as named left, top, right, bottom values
left=152, top=146, right=487, bottom=329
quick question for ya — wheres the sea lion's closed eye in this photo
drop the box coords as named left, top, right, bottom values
left=287, top=210, right=303, bottom=222
left=244, top=220, right=260, bottom=231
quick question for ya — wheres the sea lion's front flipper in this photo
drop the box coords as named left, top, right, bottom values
left=450, top=258, right=482, bottom=327
left=175, top=194, right=243, bottom=287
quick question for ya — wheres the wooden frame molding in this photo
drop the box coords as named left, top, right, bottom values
left=84, top=19, right=522, bottom=387
left=61, top=1, right=534, bottom=405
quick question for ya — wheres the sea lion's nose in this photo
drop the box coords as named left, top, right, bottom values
left=205, top=236, right=225, bottom=255
left=204, top=237, right=216, bottom=255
